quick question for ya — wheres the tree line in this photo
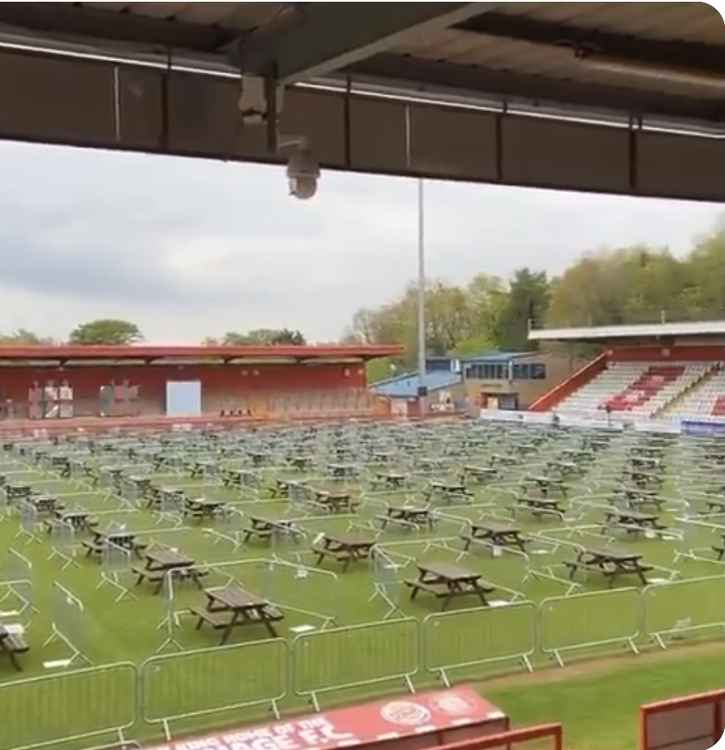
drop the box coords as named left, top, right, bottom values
left=0, top=321, right=307, bottom=346
left=4, top=220, right=724, bottom=355
left=345, top=222, right=725, bottom=379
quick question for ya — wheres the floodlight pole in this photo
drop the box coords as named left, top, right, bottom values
left=417, top=178, right=427, bottom=416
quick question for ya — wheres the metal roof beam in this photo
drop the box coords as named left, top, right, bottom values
left=344, top=53, right=725, bottom=122
left=455, top=12, right=725, bottom=74
left=232, top=3, right=490, bottom=83
left=0, top=3, right=237, bottom=53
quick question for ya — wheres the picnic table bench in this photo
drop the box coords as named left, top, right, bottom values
left=374, top=471, right=408, bottom=489
left=564, top=546, right=653, bottom=586
left=248, top=451, right=270, bottom=467
left=327, top=463, right=358, bottom=479
left=0, top=625, right=28, bottom=671
left=192, top=584, right=283, bottom=643
left=133, top=547, right=207, bottom=594
left=603, top=509, right=667, bottom=534
left=183, top=497, right=227, bottom=521
left=6, top=483, right=31, bottom=502
left=514, top=494, right=565, bottom=518
left=312, top=533, right=375, bottom=571
left=242, top=516, right=303, bottom=544
left=50, top=456, right=71, bottom=478
left=45, top=509, right=97, bottom=534
left=424, top=481, right=473, bottom=504
left=147, top=486, right=186, bottom=511
left=377, top=504, right=434, bottom=530
left=313, top=489, right=359, bottom=513
left=189, top=459, right=216, bottom=478
left=461, top=520, right=527, bottom=552
left=524, top=474, right=567, bottom=497
left=404, top=561, right=495, bottom=610
left=83, top=529, right=148, bottom=560
left=461, top=465, right=498, bottom=483
left=29, top=494, right=64, bottom=514
left=288, top=455, right=314, bottom=471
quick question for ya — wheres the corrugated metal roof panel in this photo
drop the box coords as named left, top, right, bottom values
left=529, top=322, right=725, bottom=341
left=372, top=370, right=462, bottom=398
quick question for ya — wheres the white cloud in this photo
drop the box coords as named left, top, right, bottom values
left=0, top=140, right=720, bottom=343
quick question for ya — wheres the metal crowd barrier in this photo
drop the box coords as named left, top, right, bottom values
left=642, top=575, right=725, bottom=648
left=422, top=602, right=536, bottom=685
left=141, top=639, right=288, bottom=740
left=0, top=662, right=137, bottom=750
left=291, top=618, right=419, bottom=711
left=539, top=588, right=642, bottom=666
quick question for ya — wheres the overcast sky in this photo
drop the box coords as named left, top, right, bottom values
left=0, top=140, right=721, bottom=344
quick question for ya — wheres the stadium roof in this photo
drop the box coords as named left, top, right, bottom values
left=372, top=370, right=462, bottom=399
left=0, top=3, right=722, bottom=201
left=462, top=350, right=536, bottom=363
left=529, top=321, right=725, bottom=343
left=0, top=344, right=402, bottom=366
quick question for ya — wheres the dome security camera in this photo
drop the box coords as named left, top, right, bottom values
left=286, top=147, right=320, bottom=200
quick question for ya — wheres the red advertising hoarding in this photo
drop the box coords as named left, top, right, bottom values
left=145, top=686, right=508, bottom=750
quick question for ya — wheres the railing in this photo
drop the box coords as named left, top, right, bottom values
left=540, top=588, right=641, bottom=666
left=640, top=689, right=725, bottom=750
left=291, top=619, right=419, bottom=711
left=422, top=602, right=536, bottom=685
left=642, top=575, right=725, bottom=649
left=438, top=723, right=563, bottom=750
left=0, top=662, right=137, bottom=750
left=141, top=639, right=288, bottom=740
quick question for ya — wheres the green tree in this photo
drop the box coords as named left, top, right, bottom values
left=0, top=328, right=54, bottom=345
left=221, top=329, right=306, bottom=345
left=69, top=319, right=143, bottom=345
left=497, top=268, right=550, bottom=350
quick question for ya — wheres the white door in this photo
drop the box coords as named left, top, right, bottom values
left=166, top=381, right=202, bottom=417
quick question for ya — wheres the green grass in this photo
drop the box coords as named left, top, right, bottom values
left=1, top=431, right=724, bottom=749
left=486, top=641, right=725, bottom=750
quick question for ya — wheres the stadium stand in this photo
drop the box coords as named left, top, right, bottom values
left=528, top=323, right=725, bottom=423
left=554, top=361, right=712, bottom=418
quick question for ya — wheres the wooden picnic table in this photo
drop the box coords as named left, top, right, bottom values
left=603, top=509, right=667, bottom=534
left=461, top=465, right=498, bottom=482
left=514, top=495, right=565, bottom=518
left=50, top=456, right=71, bottom=477
left=378, top=504, right=434, bottom=530
left=190, top=459, right=216, bottom=478
left=5, top=483, right=31, bottom=501
left=374, top=471, right=408, bottom=489
left=288, top=455, right=314, bottom=471
left=53, top=509, right=96, bottom=531
left=490, top=453, right=519, bottom=466
left=134, top=546, right=206, bottom=594
left=327, top=463, right=358, bottom=479
left=312, top=533, right=375, bottom=571
left=248, top=451, right=270, bottom=467
left=313, top=489, right=358, bottom=513
left=183, top=497, right=227, bottom=520
left=242, top=516, right=302, bottom=544
left=461, top=520, right=526, bottom=552
left=565, top=546, right=652, bottom=586
left=29, top=494, right=64, bottom=514
left=404, top=560, right=495, bottom=610
left=84, top=528, right=147, bottom=559
left=128, top=475, right=153, bottom=498
left=617, top=488, right=666, bottom=512
left=425, top=481, right=473, bottom=503
left=526, top=475, right=567, bottom=497
left=147, top=486, right=186, bottom=510
left=193, top=584, right=283, bottom=643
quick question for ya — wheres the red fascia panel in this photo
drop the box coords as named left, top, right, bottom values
left=0, top=344, right=403, bottom=362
